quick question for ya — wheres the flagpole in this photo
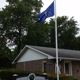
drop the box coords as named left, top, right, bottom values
left=54, top=0, right=59, bottom=80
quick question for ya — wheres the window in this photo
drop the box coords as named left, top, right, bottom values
left=64, top=61, right=72, bottom=76
left=65, top=63, right=69, bottom=74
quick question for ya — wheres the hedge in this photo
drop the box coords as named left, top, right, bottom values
left=0, top=70, right=78, bottom=80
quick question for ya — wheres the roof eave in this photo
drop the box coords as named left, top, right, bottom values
left=56, top=57, right=80, bottom=61
left=12, top=45, right=28, bottom=64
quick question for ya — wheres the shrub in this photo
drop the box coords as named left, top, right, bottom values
left=0, top=70, right=78, bottom=80
left=0, top=70, right=30, bottom=80
left=59, top=76, right=78, bottom=80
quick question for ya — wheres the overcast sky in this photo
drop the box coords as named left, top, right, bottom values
left=41, top=0, right=80, bottom=36
left=0, top=0, right=80, bottom=36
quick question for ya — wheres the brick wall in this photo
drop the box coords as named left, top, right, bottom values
left=25, top=59, right=43, bottom=72
left=72, top=61, right=80, bottom=80
left=16, top=59, right=55, bottom=73
left=46, top=59, right=55, bottom=73
left=16, top=62, right=24, bottom=71
left=16, top=59, right=80, bottom=80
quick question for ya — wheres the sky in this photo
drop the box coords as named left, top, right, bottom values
left=0, top=0, right=80, bottom=36
left=41, top=0, right=80, bottom=36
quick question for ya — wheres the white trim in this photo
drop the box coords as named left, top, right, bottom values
left=42, top=61, right=46, bottom=72
left=18, top=49, right=48, bottom=62
left=26, top=45, right=54, bottom=59
left=12, top=45, right=54, bottom=64
left=12, top=45, right=80, bottom=64
left=12, top=45, right=27, bottom=64
left=58, top=57, right=80, bottom=61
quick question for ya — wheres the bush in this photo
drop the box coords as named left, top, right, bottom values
left=59, top=76, right=78, bottom=80
left=46, top=73, right=78, bottom=80
left=0, top=70, right=78, bottom=80
left=47, top=75, right=77, bottom=80
left=0, top=70, right=30, bottom=80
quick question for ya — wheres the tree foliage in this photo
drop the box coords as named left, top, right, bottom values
left=0, top=0, right=42, bottom=53
left=0, top=0, right=42, bottom=68
left=49, top=16, right=79, bottom=50
left=0, top=0, right=80, bottom=69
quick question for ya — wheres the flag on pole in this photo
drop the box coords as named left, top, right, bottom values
left=38, top=1, right=59, bottom=80
left=37, top=2, right=54, bottom=23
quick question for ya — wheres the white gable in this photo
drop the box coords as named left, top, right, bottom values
left=17, top=49, right=48, bottom=62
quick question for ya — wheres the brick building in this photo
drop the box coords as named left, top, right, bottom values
left=12, top=45, right=80, bottom=80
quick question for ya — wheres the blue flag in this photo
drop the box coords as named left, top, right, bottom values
left=37, top=2, right=54, bottom=23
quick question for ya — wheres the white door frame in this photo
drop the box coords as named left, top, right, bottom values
left=64, top=60, right=72, bottom=76
left=42, top=61, right=46, bottom=72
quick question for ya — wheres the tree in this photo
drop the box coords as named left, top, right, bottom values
left=0, top=24, right=6, bottom=48
left=0, top=0, right=44, bottom=68
left=0, top=0, right=42, bottom=53
left=49, top=16, right=79, bottom=50
left=0, top=46, right=12, bottom=68
left=0, top=24, right=12, bottom=68
left=25, top=23, right=50, bottom=47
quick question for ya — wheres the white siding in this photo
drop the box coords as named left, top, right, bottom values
left=18, top=49, right=48, bottom=62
